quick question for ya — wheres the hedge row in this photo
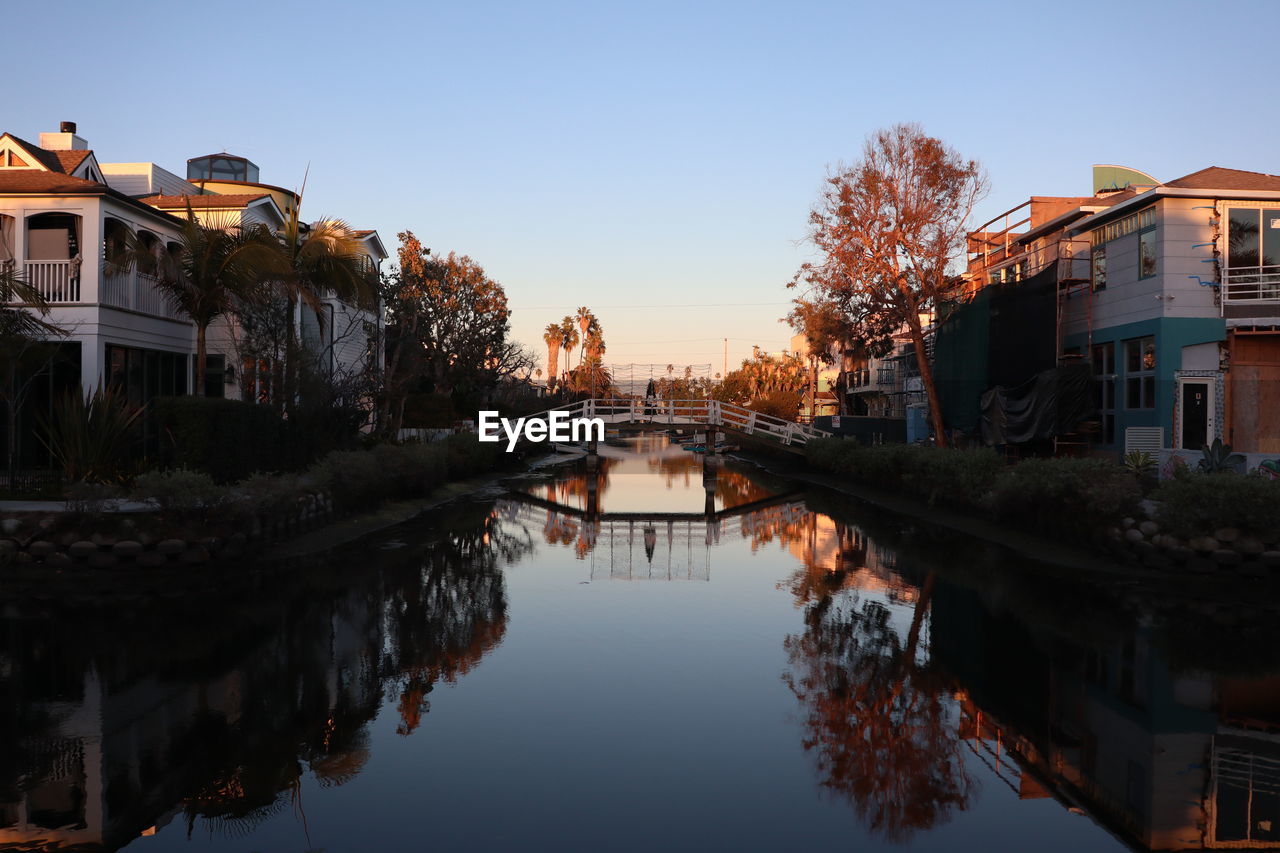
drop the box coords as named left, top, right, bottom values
left=130, top=434, right=506, bottom=527
left=150, top=397, right=365, bottom=483
left=805, top=438, right=1142, bottom=539
left=1153, top=473, right=1280, bottom=539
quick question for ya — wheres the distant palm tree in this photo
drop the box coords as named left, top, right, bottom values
left=575, top=306, right=593, bottom=368
left=543, top=323, right=562, bottom=391
left=148, top=208, right=283, bottom=395
left=559, top=317, right=579, bottom=384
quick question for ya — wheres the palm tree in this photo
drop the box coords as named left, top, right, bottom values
left=584, top=317, right=605, bottom=363
left=543, top=323, right=562, bottom=391
left=575, top=306, right=593, bottom=368
left=1, top=265, right=67, bottom=483
left=274, top=210, right=377, bottom=409
left=567, top=355, right=612, bottom=398
left=149, top=208, right=283, bottom=395
left=559, top=317, right=579, bottom=385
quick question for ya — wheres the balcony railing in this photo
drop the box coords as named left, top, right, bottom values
left=22, top=260, right=78, bottom=302
left=1223, top=267, right=1280, bottom=302
left=100, top=264, right=184, bottom=321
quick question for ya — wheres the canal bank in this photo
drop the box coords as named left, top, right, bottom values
left=0, top=436, right=539, bottom=580
left=4, top=434, right=1277, bottom=852
left=734, top=445, right=1280, bottom=584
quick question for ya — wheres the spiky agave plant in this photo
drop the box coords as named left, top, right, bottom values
left=39, top=384, right=145, bottom=484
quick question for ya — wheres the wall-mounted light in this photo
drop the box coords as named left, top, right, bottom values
left=224, top=364, right=236, bottom=385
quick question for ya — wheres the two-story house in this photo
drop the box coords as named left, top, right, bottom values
left=1061, top=167, right=1280, bottom=460
left=1, top=122, right=388, bottom=470
left=948, top=165, right=1279, bottom=462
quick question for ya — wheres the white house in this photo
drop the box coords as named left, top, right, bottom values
left=1, top=122, right=388, bottom=467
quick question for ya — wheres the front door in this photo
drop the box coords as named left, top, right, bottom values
left=1178, top=378, right=1214, bottom=450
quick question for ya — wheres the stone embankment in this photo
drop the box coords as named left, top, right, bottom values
left=0, top=493, right=335, bottom=570
left=1114, top=517, right=1280, bottom=575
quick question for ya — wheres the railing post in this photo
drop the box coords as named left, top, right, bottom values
left=746, top=412, right=756, bottom=435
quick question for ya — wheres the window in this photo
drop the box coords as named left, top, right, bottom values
left=1092, top=342, right=1116, bottom=444
left=204, top=354, right=225, bottom=399
left=1124, top=336, right=1156, bottom=410
left=1093, top=206, right=1155, bottom=245
left=1139, top=229, right=1157, bottom=278
left=1229, top=208, right=1262, bottom=270
left=1092, top=244, right=1107, bottom=291
left=1225, top=206, right=1280, bottom=299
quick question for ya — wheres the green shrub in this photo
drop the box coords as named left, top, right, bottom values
left=41, top=384, right=144, bottom=483
left=151, top=397, right=285, bottom=483
left=309, top=449, right=384, bottom=511
left=238, top=471, right=309, bottom=521
left=306, top=434, right=500, bottom=511
left=901, top=446, right=1003, bottom=508
left=133, top=468, right=233, bottom=520
left=806, top=438, right=1001, bottom=508
left=150, top=396, right=361, bottom=482
left=991, top=457, right=1142, bottom=536
left=1155, top=472, right=1280, bottom=538
left=63, top=480, right=123, bottom=515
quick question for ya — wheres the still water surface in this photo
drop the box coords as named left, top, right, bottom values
left=3, top=436, right=1279, bottom=851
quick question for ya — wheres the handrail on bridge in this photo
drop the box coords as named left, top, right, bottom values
left=525, top=398, right=831, bottom=447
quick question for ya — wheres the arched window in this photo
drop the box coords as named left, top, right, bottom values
left=136, top=230, right=160, bottom=275
left=0, top=214, right=14, bottom=266
left=102, top=218, right=132, bottom=273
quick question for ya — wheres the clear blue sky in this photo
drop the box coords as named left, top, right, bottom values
left=8, top=0, right=1277, bottom=372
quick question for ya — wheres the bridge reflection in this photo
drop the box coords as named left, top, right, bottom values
left=497, top=491, right=809, bottom=580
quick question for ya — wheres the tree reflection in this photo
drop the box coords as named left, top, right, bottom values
left=386, top=511, right=522, bottom=736
left=0, top=505, right=524, bottom=849
left=784, top=552, right=973, bottom=842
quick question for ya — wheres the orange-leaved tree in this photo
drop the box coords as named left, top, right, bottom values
left=790, top=123, right=986, bottom=446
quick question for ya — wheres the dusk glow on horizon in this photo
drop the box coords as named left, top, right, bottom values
left=8, top=0, right=1267, bottom=370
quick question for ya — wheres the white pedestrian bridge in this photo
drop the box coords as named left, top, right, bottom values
left=523, top=398, right=831, bottom=452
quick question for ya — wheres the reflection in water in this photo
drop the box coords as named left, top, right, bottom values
left=777, top=491, right=1280, bottom=851
left=3, top=437, right=1280, bottom=851
left=783, top=542, right=973, bottom=842
left=0, top=505, right=522, bottom=851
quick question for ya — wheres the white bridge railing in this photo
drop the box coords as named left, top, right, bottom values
left=527, top=398, right=831, bottom=447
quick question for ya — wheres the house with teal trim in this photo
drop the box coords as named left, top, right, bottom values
left=952, top=165, right=1279, bottom=463
left=1061, top=166, right=1280, bottom=461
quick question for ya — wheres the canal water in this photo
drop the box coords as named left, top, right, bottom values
left=3, top=436, right=1279, bottom=851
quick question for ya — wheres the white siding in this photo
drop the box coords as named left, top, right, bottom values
left=100, top=162, right=199, bottom=197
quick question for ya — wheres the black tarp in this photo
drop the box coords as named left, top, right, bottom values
left=935, top=265, right=1057, bottom=435
left=987, top=265, right=1057, bottom=388
left=980, top=363, right=1094, bottom=446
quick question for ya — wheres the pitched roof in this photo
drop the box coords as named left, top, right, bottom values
left=0, top=171, right=105, bottom=193
left=139, top=192, right=270, bottom=209
left=1164, top=167, right=1280, bottom=192
left=1, top=133, right=66, bottom=172
left=52, top=149, right=92, bottom=173
left=351, top=229, right=375, bottom=237
left=0, top=133, right=94, bottom=178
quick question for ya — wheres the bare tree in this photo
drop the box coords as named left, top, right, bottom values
left=791, top=124, right=986, bottom=446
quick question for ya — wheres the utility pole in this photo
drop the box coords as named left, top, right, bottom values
left=723, top=338, right=727, bottom=382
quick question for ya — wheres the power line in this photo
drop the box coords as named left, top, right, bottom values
left=512, top=302, right=790, bottom=309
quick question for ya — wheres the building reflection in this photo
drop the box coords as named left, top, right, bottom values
left=0, top=506, right=521, bottom=851
left=780, top=502, right=1280, bottom=851
left=933, top=581, right=1280, bottom=850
